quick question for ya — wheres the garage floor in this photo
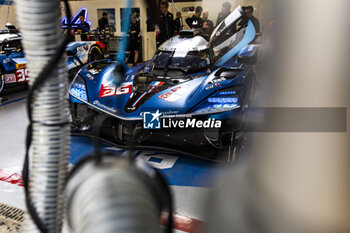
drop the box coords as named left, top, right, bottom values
left=0, top=95, right=226, bottom=233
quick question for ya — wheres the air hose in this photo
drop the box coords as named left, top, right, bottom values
left=15, top=0, right=71, bottom=232
left=66, top=156, right=165, bottom=233
left=15, top=0, right=169, bottom=232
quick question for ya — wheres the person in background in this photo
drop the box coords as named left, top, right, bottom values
left=202, top=10, right=214, bottom=35
left=173, top=11, right=183, bottom=35
left=244, top=5, right=260, bottom=33
left=185, top=6, right=204, bottom=29
left=216, top=2, right=231, bottom=26
left=98, top=12, right=109, bottom=31
left=156, top=0, right=174, bottom=48
left=77, top=15, right=90, bottom=41
left=128, top=13, right=141, bottom=66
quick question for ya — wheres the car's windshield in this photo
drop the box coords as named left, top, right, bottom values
left=0, top=39, right=22, bottom=53
left=151, top=49, right=211, bottom=75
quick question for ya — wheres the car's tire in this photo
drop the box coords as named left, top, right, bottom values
left=216, top=131, right=244, bottom=162
left=88, top=46, right=103, bottom=62
left=226, top=144, right=238, bottom=162
left=0, top=68, right=4, bottom=96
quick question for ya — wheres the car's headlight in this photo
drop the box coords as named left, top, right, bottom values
left=70, top=75, right=88, bottom=102
left=190, top=89, right=241, bottom=114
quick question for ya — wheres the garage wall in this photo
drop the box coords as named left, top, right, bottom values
left=1, top=0, right=261, bottom=61
left=0, top=4, right=17, bottom=28
left=61, top=0, right=154, bottom=61
left=1, top=0, right=156, bottom=61
left=168, top=0, right=262, bottom=26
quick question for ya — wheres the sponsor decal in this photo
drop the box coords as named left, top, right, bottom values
left=16, top=68, right=29, bottom=82
left=140, top=110, right=180, bottom=117
left=93, top=100, right=117, bottom=113
left=89, top=69, right=100, bottom=75
left=205, top=77, right=226, bottom=90
left=205, top=83, right=221, bottom=90
left=2, top=58, right=11, bottom=64
left=159, top=91, right=181, bottom=103
left=143, top=110, right=222, bottom=129
left=16, top=63, right=26, bottom=69
left=99, top=82, right=132, bottom=98
left=126, top=106, right=137, bottom=111
left=86, top=73, right=94, bottom=80
left=158, top=85, right=191, bottom=102
left=170, top=86, right=181, bottom=92
left=207, top=77, right=226, bottom=84
left=162, top=110, right=180, bottom=115
left=4, top=74, right=16, bottom=83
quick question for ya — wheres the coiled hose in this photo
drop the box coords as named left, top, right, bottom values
left=66, top=157, right=162, bottom=233
left=15, top=0, right=70, bottom=232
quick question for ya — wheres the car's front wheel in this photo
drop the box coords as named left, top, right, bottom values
left=0, top=69, right=4, bottom=96
left=88, top=46, right=104, bottom=62
left=215, top=131, right=245, bottom=162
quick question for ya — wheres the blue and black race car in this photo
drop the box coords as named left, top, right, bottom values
left=0, top=28, right=103, bottom=97
left=0, top=28, right=27, bottom=96
left=69, top=6, right=259, bottom=161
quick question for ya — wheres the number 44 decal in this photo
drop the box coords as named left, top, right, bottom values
left=61, top=8, right=91, bottom=28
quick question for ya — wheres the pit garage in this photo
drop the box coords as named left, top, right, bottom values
left=1, top=0, right=350, bottom=233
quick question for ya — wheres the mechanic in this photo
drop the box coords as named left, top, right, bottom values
left=128, top=13, right=141, bottom=66
left=243, top=6, right=260, bottom=33
left=185, top=6, right=204, bottom=29
left=202, top=10, right=214, bottom=35
left=173, top=11, right=183, bottom=35
left=98, top=12, right=109, bottom=31
left=77, top=15, right=90, bottom=41
left=156, top=0, right=174, bottom=48
left=216, top=2, right=231, bottom=26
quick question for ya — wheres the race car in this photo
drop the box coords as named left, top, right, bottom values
left=0, top=28, right=27, bottom=96
left=69, top=6, right=259, bottom=161
left=66, top=41, right=104, bottom=78
left=0, top=29, right=104, bottom=97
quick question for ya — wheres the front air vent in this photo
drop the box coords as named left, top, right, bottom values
left=214, top=68, right=244, bottom=78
